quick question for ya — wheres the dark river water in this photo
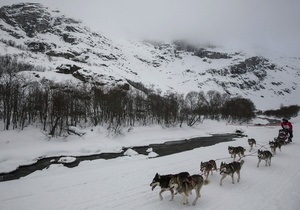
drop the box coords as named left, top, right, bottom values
left=0, top=133, right=242, bottom=182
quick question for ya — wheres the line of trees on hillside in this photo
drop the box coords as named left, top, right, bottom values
left=0, top=79, right=256, bottom=136
left=0, top=55, right=258, bottom=137
left=261, top=105, right=300, bottom=119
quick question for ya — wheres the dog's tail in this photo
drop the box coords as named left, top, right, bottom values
left=203, top=179, right=209, bottom=185
left=240, top=159, right=245, bottom=167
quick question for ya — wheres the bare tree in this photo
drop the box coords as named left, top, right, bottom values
left=184, top=91, right=207, bottom=126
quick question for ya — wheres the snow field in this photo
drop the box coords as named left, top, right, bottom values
left=0, top=117, right=299, bottom=209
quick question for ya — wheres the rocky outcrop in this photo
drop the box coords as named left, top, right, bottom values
left=0, top=3, right=52, bottom=37
left=0, top=3, right=121, bottom=62
left=25, top=41, right=55, bottom=53
left=194, top=48, right=232, bottom=59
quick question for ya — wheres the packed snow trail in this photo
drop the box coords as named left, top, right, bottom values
left=0, top=124, right=300, bottom=210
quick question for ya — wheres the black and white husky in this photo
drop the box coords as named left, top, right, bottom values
left=219, top=160, right=245, bottom=186
left=269, top=141, right=282, bottom=155
left=248, top=138, right=256, bottom=152
left=150, top=172, right=190, bottom=201
left=228, top=146, right=246, bottom=160
left=257, top=149, right=272, bottom=167
left=200, top=159, right=217, bottom=181
left=169, top=174, right=204, bottom=205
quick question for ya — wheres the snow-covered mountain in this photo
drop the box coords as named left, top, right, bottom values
left=0, top=3, right=299, bottom=110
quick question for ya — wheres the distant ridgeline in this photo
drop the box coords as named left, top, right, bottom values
left=0, top=3, right=299, bottom=136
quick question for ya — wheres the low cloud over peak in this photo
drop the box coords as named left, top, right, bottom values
left=1, top=0, right=299, bottom=56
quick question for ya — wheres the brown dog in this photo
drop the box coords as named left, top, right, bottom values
left=200, top=159, right=217, bottom=181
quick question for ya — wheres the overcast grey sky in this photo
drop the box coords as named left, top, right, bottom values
left=1, top=0, right=299, bottom=56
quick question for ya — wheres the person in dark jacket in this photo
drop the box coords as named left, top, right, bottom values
left=281, top=118, right=293, bottom=142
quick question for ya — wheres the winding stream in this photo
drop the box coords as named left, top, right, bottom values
left=0, top=133, right=242, bottom=182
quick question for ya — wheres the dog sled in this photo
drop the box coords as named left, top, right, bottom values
left=274, top=129, right=290, bottom=145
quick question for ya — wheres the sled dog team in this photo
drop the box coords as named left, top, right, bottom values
left=150, top=137, right=287, bottom=206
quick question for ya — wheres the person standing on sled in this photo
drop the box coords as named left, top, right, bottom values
left=281, top=118, right=293, bottom=142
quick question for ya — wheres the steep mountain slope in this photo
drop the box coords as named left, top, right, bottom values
left=0, top=3, right=299, bottom=110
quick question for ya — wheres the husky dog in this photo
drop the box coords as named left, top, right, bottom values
left=248, top=138, right=256, bottom=152
left=274, top=137, right=286, bottom=146
left=150, top=172, right=190, bottom=201
left=200, top=159, right=217, bottom=181
left=257, top=149, right=272, bottom=167
left=228, top=146, right=246, bottom=160
left=169, top=174, right=204, bottom=205
left=219, top=160, right=245, bottom=186
left=269, top=141, right=282, bottom=155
